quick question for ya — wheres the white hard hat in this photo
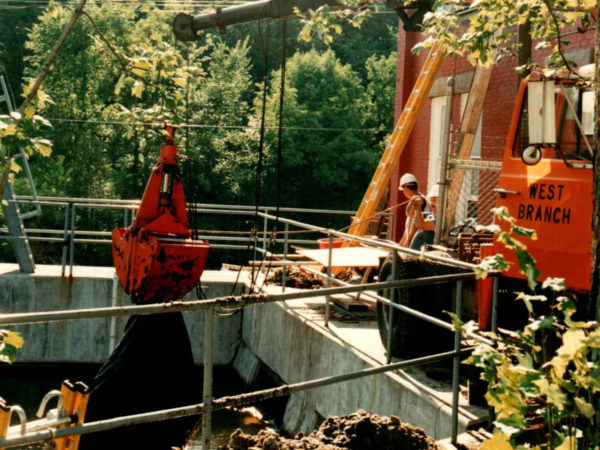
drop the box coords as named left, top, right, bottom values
left=428, top=184, right=440, bottom=198
left=399, top=173, right=417, bottom=188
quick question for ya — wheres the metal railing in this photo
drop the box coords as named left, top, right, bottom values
left=1, top=196, right=370, bottom=275
left=0, top=275, right=495, bottom=449
left=0, top=198, right=499, bottom=448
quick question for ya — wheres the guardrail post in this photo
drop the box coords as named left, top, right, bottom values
left=491, top=276, right=499, bottom=334
left=262, top=210, right=268, bottom=253
left=69, top=203, right=75, bottom=277
left=386, top=250, right=398, bottom=363
left=325, top=233, right=332, bottom=328
left=61, top=203, right=69, bottom=277
left=282, top=223, right=289, bottom=292
left=202, top=305, right=214, bottom=450
left=451, top=279, right=463, bottom=445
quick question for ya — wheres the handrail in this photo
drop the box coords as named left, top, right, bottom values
left=0, top=196, right=496, bottom=448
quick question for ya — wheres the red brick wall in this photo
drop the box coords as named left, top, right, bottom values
left=389, top=27, right=594, bottom=241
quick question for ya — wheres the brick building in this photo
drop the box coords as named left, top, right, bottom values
left=388, top=26, right=594, bottom=241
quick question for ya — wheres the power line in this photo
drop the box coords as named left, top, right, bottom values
left=0, top=0, right=397, bottom=12
left=0, top=0, right=247, bottom=4
left=46, top=117, right=390, bottom=133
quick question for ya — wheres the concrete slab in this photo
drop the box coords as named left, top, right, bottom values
left=0, top=263, right=488, bottom=441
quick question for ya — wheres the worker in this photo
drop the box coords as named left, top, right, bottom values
left=409, top=184, right=439, bottom=250
left=398, top=173, right=429, bottom=247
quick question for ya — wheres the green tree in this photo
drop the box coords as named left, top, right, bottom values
left=186, top=37, right=257, bottom=205
left=0, top=7, right=43, bottom=99
left=364, top=51, right=397, bottom=150
left=260, top=49, right=377, bottom=211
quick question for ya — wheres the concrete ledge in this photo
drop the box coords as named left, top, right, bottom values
left=0, top=264, right=244, bottom=365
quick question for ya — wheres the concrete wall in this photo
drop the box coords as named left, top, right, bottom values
left=0, top=266, right=242, bottom=365
left=241, top=301, right=474, bottom=440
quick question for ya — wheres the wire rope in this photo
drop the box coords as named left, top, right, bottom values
left=255, top=17, right=286, bottom=293
left=248, top=16, right=270, bottom=292
left=45, top=118, right=388, bottom=133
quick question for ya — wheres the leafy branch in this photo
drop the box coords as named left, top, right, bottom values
left=0, top=330, right=24, bottom=364
left=0, top=0, right=88, bottom=195
left=464, top=209, right=600, bottom=448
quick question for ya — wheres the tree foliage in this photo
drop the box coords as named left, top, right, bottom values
left=260, top=49, right=378, bottom=210
left=0, top=2, right=398, bottom=265
left=419, top=0, right=596, bottom=69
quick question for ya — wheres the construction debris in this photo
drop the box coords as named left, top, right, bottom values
left=218, top=409, right=439, bottom=449
left=266, top=268, right=324, bottom=290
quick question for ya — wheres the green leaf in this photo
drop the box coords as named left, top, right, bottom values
left=542, top=277, right=566, bottom=292
left=515, top=292, right=546, bottom=314
left=533, top=378, right=566, bottom=410
left=131, top=81, right=144, bottom=99
left=24, top=104, right=36, bottom=120
left=114, top=74, right=126, bottom=96
left=476, top=254, right=509, bottom=279
left=574, top=397, right=595, bottom=418
left=512, top=225, right=537, bottom=239
left=9, top=160, right=22, bottom=173
left=33, top=138, right=53, bottom=157
left=557, top=296, right=577, bottom=315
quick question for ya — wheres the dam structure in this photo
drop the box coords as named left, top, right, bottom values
left=0, top=196, right=488, bottom=449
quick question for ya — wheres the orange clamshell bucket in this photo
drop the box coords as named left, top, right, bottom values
left=112, top=126, right=209, bottom=304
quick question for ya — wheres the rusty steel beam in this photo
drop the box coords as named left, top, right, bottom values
left=173, top=0, right=337, bottom=40
left=172, top=0, right=435, bottom=40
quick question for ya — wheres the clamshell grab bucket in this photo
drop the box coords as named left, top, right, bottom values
left=112, top=126, right=209, bottom=304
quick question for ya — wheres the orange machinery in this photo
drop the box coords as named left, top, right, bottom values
left=112, top=126, right=209, bottom=304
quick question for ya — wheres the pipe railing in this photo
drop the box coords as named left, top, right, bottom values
left=1, top=197, right=366, bottom=275
left=0, top=195, right=499, bottom=448
left=0, top=272, right=497, bottom=448
left=0, top=348, right=472, bottom=449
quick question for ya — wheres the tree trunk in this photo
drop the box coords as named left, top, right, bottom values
left=592, top=1, right=600, bottom=321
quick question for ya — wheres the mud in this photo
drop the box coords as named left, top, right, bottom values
left=266, top=268, right=324, bottom=289
left=218, top=409, right=439, bottom=449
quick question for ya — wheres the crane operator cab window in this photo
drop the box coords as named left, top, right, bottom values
left=513, top=80, right=594, bottom=165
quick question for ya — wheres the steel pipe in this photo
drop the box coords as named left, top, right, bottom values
left=172, top=0, right=338, bottom=41
left=201, top=306, right=214, bottom=450
left=0, top=348, right=472, bottom=448
left=0, top=273, right=475, bottom=326
left=451, top=280, right=463, bottom=444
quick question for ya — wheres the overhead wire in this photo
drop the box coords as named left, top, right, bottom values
left=45, top=117, right=388, bottom=133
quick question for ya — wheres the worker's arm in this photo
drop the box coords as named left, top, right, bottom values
left=413, top=211, right=435, bottom=231
left=399, top=197, right=420, bottom=247
left=408, top=195, right=435, bottom=232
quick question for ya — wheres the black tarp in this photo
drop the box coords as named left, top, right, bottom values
left=79, top=312, right=202, bottom=450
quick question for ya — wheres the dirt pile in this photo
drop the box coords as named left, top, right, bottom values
left=266, top=268, right=324, bottom=289
left=218, top=409, right=439, bottom=450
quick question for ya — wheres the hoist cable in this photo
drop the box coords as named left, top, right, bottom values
left=257, top=18, right=286, bottom=293
left=248, top=16, right=271, bottom=291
